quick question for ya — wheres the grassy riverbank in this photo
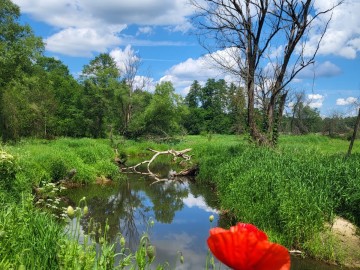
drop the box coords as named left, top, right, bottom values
left=191, top=134, right=360, bottom=266
left=1, top=134, right=359, bottom=268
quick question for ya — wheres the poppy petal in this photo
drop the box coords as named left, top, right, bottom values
left=207, top=223, right=290, bottom=270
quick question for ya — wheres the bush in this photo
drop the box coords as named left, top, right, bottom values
left=0, top=151, right=17, bottom=192
left=4, top=138, right=122, bottom=185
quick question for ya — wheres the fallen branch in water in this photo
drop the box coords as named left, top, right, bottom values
left=121, top=148, right=194, bottom=184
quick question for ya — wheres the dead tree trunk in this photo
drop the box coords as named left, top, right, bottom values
left=121, top=148, right=194, bottom=184
left=346, top=108, right=360, bottom=158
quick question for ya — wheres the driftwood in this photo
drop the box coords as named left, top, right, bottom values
left=121, top=148, right=194, bottom=184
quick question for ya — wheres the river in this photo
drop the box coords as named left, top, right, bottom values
left=63, top=171, right=354, bottom=269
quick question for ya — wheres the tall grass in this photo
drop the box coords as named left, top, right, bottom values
left=194, top=135, right=360, bottom=262
left=0, top=195, right=63, bottom=269
left=3, top=138, right=123, bottom=188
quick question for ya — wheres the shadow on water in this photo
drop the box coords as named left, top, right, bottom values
left=63, top=163, right=354, bottom=269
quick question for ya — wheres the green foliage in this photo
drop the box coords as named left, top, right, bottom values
left=143, top=81, right=184, bottom=136
left=194, top=135, right=360, bottom=255
left=0, top=151, right=17, bottom=191
left=184, top=79, right=246, bottom=135
left=5, top=138, right=123, bottom=185
left=0, top=195, right=63, bottom=269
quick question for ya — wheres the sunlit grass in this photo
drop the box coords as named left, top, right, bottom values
left=193, top=134, right=360, bottom=262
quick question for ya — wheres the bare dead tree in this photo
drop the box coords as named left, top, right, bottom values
left=191, top=0, right=343, bottom=146
left=346, top=105, right=360, bottom=158
left=289, top=90, right=306, bottom=133
left=121, top=47, right=142, bottom=130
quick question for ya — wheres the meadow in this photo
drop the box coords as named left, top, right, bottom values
left=0, top=134, right=359, bottom=268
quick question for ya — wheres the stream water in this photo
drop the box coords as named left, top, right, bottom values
left=63, top=169, right=354, bottom=269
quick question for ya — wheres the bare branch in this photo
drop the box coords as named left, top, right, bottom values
left=121, top=148, right=193, bottom=184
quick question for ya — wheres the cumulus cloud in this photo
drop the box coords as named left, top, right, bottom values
left=183, top=194, right=218, bottom=213
left=308, top=94, right=325, bottom=108
left=13, top=0, right=194, bottom=56
left=160, top=48, right=242, bottom=94
left=136, top=26, right=154, bottom=36
left=297, top=61, right=341, bottom=79
left=160, top=55, right=219, bottom=94
left=336, top=97, right=358, bottom=106
left=45, top=27, right=124, bottom=57
left=304, top=0, right=360, bottom=59
left=110, top=45, right=139, bottom=73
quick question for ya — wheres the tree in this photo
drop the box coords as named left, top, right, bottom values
left=81, top=53, right=122, bottom=138
left=120, top=46, right=142, bottom=130
left=347, top=107, right=360, bottom=158
left=228, top=83, right=247, bottom=134
left=201, top=79, right=231, bottom=133
left=143, top=81, right=186, bottom=138
left=35, top=57, right=85, bottom=137
left=0, top=0, right=44, bottom=141
left=191, top=0, right=342, bottom=145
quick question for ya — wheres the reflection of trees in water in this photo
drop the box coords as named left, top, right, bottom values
left=77, top=175, right=189, bottom=249
left=187, top=179, right=219, bottom=210
left=143, top=181, right=189, bottom=223
left=80, top=180, right=148, bottom=249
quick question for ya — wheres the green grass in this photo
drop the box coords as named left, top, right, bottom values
left=192, top=134, right=360, bottom=262
left=3, top=138, right=123, bottom=188
left=0, top=195, right=63, bottom=269
left=1, top=134, right=359, bottom=267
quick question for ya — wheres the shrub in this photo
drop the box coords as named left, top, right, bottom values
left=0, top=151, right=17, bottom=192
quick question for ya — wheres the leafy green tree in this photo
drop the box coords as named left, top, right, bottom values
left=227, top=83, right=247, bottom=134
left=291, top=102, right=322, bottom=134
left=185, top=79, right=235, bottom=134
left=35, top=57, right=85, bottom=137
left=184, top=81, right=206, bottom=134
left=142, top=81, right=185, bottom=137
left=185, top=80, right=202, bottom=108
left=125, top=89, right=153, bottom=138
left=81, top=53, right=122, bottom=138
left=0, top=0, right=44, bottom=141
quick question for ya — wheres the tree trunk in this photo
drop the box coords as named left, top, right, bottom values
left=346, top=107, right=360, bottom=158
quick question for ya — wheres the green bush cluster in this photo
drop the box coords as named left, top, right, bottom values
left=5, top=138, right=123, bottom=186
left=0, top=151, right=17, bottom=192
left=195, top=138, right=360, bottom=258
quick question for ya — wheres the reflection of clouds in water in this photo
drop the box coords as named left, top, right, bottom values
left=152, top=232, right=207, bottom=270
left=183, top=194, right=219, bottom=213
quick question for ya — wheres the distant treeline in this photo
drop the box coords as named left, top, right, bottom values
left=0, top=0, right=358, bottom=142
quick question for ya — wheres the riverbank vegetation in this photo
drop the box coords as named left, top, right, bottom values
left=1, top=0, right=360, bottom=268
left=1, top=135, right=360, bottom=268
left=193, top=135, right=360, bottom=265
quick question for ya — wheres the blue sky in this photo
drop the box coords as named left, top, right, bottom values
left=13, top=0, right=360, bottom=117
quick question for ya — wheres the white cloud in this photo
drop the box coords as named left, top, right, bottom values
left=110, top=45, right=139, bottom=73
left=336, top=97, right=358, bottom=106
left=45, top=27, right=124, bottom=57
left=308, top=94, right=324, bottom=100
left=136, top=26, right=154, bottom=36
left=160, top=48, right=242, bottom=94
left=13, top=0, right=194, bottom=56
left=133, top=76, right=156, bottom=92
left=160, top=55, right=220, bottom=93
left=304, top=0, right=360, bottom=59
left=308, top=94, right=325, bottom=108
left=297, top=61, right=341, bottom=79
left=13, top=0, right=194, bottom=27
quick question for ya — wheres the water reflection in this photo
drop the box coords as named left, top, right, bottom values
left=64, top=173, right=353, bottom=269
left=64, top=174, right=218, bottom=257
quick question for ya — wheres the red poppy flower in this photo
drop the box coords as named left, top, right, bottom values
left=207, top=223, right=290, bottom=270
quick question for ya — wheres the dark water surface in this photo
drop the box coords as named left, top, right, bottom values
left=64, top=172, right=353, bottom=269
